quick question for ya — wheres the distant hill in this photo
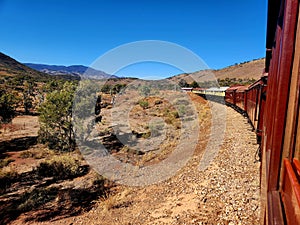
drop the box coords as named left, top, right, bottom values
left=0, top=51, right=264, bottom=85
left=169, top=58, right=265, bottom=85
left=25, top=63, right=117, bottom=79
left=0, top=52, right=49, bottom=79
left=214, top=58, right=265, bottom=80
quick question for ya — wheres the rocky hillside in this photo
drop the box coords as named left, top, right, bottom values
left=0, top=52, right=48, bottom=79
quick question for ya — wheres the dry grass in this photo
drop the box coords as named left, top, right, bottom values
left=102, top=188, right=132, bottom=211
left=214, top=58, right=265, bottom=80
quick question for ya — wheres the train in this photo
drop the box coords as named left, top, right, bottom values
left=191, top=0, right=300, bottom=223
left=224, top=78, right=267, bottom=145
left=225, top=0, right=300, bottom=223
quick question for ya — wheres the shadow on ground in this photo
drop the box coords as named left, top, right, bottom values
left=0, top=165, right=110, bottom=225
left=0, top=136, right=38, bottom=156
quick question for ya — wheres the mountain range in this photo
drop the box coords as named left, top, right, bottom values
left=0, top=52, right=117, bottom=80
left=24, top=63, right=117, bottom=79
left=0, top=51, right=264, bottom=83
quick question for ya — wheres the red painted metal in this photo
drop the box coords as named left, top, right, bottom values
left=224, top=86, right=237, bottom=105
left=224, top=79, right=266, bottom=144
left=246, top=77, right=267, bottom=143
left=235, top=86, right=248, bottom=111
left=261, top=0, right=300, bottom=223
left=265, top=25, right=281, bottom=157
left=281, top=159, right=300, bottom=224
left=267, top=191, right=284, bottom=225
left=223, top=0, right=300, bottom=222
left=224, top=86, right=247, bottom=112
left=267, top=0, right=298, bottom=192
left=293, top=158, right=300, bottom=177
left=247, top=81, right=260, bottom=129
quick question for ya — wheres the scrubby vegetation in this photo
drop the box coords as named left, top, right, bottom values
left=0, top=68, right=114, bottom=223
left=101, top=83, right=126, bottom=94
left=38, top=81, right=77, bottom=151
left=0, top=89, right=19, bottom=124
left=178, top=77, right=256, bottom=88
left=217, top=77, right=256, bottom=86
left=35, top=155, right=83, bottom=179
left=138, top=99, right=149, bottom=109
left=0, top=169, right=18, bottom=193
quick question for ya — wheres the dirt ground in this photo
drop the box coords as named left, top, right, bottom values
left=0, top=116, right=40, bottom=172
left=0, top=116, right=39, bottom=142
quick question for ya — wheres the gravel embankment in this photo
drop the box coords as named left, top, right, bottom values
left=73, top=102, right=260, bottom=225
left=17, top=101, right=260, bottom=225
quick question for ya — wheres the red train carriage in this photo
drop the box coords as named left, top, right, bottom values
left=222, top=0, right=300, bottom=223
left=246, top=76, right=267, bottom=143
left=224, top=86, right=236, bottom=105
left=235, top=86, right=248, bottom=112
left=224, top=85, right=247, bottom=112
left=260, top=0, right=300, bottom=224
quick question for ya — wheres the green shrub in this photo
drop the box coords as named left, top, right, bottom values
left=101, top=84, right=112, bottom=93
left=38, top=81, right=76, bottom=151
left=36, top=155, right=82, bottom=179
left=93, top=174, right=106, bottom=186
left=18, top=187, right=58, bottom=211
left=138, top=100, right=149, bottom=109
left=149, top=121, right=164, bottom=137
left=0, top=90, right=19, bottom=123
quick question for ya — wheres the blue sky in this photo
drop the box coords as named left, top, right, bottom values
left=0, top=0, right=267, bottom=78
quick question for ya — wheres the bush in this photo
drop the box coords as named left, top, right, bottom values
left=18, top=187, right=58, bottom=211
left=0, top=90, right=19, bottom=123
left=0, top=169, right=18, bottom=194
left=139, top=85, right=151, bottom=96
left=36, top=155, right=83, bottom=180
left=38, top=81, right=76, bottom=151
left=101, top=84, right=112, bottom=94
left=138, top=100, right=149, bottom=109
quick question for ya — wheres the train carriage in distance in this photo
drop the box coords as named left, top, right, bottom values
left=235, top=86, right=248, bottom=112
left=192, top=87, right=229, bottom=96
left=224, top=85, right=248, bottom=112
left=246, top=76, right=267, bottom=144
